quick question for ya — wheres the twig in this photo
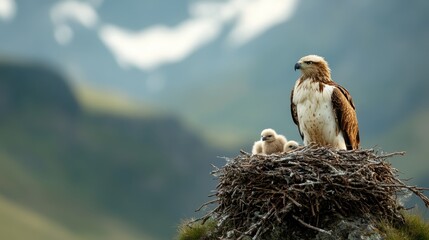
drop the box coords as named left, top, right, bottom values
left=292, top=215, right=332, bottom=235
left=195, top=199, right=218, bottom=212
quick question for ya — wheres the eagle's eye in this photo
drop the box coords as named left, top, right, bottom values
left=305, top=61, right=313, bottom=65
left=267, top=135, right=272, bottom=137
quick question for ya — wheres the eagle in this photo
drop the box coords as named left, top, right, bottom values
left=290, top=55, right=360, bottom=150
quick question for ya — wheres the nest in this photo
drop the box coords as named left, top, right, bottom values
left=198, top=145, right=429, bottom=240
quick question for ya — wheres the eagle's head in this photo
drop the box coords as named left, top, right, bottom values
left=260, top=128, right=277, bottom=142
left=294, top=55, right=331, bottom=79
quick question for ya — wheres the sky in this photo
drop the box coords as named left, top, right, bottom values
left=10, top=0, right=299, bottom=71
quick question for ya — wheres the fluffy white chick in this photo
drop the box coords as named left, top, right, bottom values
left=259, top=128, right=286, bottom=155
left=252, top=140, right=263, bottom=155
left=283, top=140, right=299, bottom=153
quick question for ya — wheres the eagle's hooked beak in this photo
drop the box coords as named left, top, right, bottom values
left=294, top=62, right=301, bottom=71
left=261, top=136, right=268, bottom=141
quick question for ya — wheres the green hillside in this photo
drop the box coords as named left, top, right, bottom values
left=0, top=194, right=80, bottom=240
left=0, top=62, right=222, bottom=239
left=0, top=193, right=150, bottom=240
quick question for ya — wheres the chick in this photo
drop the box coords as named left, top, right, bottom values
left=252, top=140, right=263, bottom=155
left=258, top=128, right=287, bottom=155
left=283, top=140, right=299, bottom=153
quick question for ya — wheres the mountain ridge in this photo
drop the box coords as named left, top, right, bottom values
left=0, top=60, right=223, bottom=239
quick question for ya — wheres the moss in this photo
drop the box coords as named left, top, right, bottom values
left=379, top=212, right=429, bottom=240
left=177, top=211, right=429, bottom=240
left=176, top=219, right=217, bottom=240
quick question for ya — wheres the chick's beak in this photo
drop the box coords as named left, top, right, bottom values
left=294, top=62, right=301, bottom=71
left=261, top=136, right=268, bottom=141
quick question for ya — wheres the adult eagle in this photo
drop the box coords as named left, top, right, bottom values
left=291, top=55, right=360, bottom=150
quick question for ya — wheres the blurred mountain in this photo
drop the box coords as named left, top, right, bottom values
left=0, top=61, right=223, bottom=239
left=0, top=61, right=80, bottom=114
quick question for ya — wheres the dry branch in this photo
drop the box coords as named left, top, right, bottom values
left=197, top=145, right=429, bottom=239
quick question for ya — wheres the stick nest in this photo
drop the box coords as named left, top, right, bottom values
left=198, top=145, right=429, bottom=239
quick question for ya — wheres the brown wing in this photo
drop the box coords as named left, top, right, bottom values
left=331, top=85, right=360, bottom=150
left=290, top=89, right=303, bottom=140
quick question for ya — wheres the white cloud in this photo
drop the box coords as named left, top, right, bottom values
left=227, top=0, right=297, bottom=46
left=190, top=0, right=297, bottom=46
left=99, top=18, right=221, bottom=71
left=51, top=0, right=98, bottom=28
left=0, top=0, right=16, bottom=21
left=97, top=0, right=297, bottom=71
left=50, top=0, right=99, bottom=44
left=50, top=0, right=297, bottom=71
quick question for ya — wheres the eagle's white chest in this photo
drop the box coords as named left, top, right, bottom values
left=293, top=79, right=346, bottom=149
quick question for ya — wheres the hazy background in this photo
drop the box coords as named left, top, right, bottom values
left=0, top=0, right=428, bottom=239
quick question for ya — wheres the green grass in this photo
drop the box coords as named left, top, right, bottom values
left=178, top=212, right=429, bottom=240
left=176, top=219, right=217, bottom=240
left=379, top=212, right=429, bottom=240
left=0, top=194, right=80, bottom=240
left=0, top=194, right=154, bottom=240
left=72, top=83, right=157, bottom=118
